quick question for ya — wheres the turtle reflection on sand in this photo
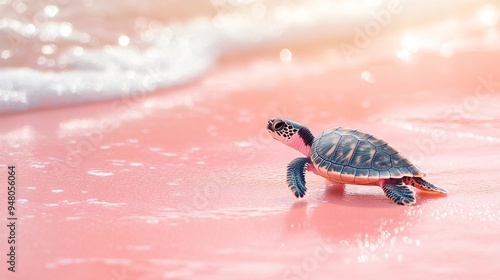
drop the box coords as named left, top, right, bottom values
left=267, top=118, right=447, bottom=206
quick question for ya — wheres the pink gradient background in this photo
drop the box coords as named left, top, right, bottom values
left=1, top=1, right=500, bottom=279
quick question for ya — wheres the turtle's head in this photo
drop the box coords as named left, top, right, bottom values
left=267, top=118, right=314, bottom=156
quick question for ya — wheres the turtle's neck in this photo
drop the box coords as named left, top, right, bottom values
left=289, top=127, right=314, bottom=156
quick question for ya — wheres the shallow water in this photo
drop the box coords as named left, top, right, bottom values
left=1, top=1, right=500, bottom=280
left=1, top=0, right=498, bottom=112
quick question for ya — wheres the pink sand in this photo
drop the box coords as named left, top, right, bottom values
left=1, top=22, right=500, bottom=280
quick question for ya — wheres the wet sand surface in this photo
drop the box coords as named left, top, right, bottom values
left=1, top=42, right=500, bottom=280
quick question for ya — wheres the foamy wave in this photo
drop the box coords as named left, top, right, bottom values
left=0, top=0, right=495, bottom=113
left=0, top=18, right=219, bottom=113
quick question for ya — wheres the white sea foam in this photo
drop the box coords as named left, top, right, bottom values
left=0, top=0, right=495, bottom=113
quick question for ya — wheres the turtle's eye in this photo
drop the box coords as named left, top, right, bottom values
left=273, top=121, right=285, bottom=131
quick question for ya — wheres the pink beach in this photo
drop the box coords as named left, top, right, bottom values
left=1, top=1, right=500, bottom=279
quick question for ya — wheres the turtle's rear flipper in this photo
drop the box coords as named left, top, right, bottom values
left=404, top=177, right=447, bottom=194
left=382, top=183, right=416, bottom=206
left=286, top=157, right=309, bottom=198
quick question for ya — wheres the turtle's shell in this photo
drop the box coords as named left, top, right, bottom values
left=310, top=127, right=425, bottom=185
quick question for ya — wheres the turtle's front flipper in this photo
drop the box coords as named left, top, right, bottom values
left=381, top=181, right=416, bottom=206
left=286, top=157, right=309, bottom=198
left=403, top=177, right=447, bottom=194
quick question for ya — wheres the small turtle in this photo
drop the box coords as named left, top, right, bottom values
left=267, top=118, right=446, bottom=205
